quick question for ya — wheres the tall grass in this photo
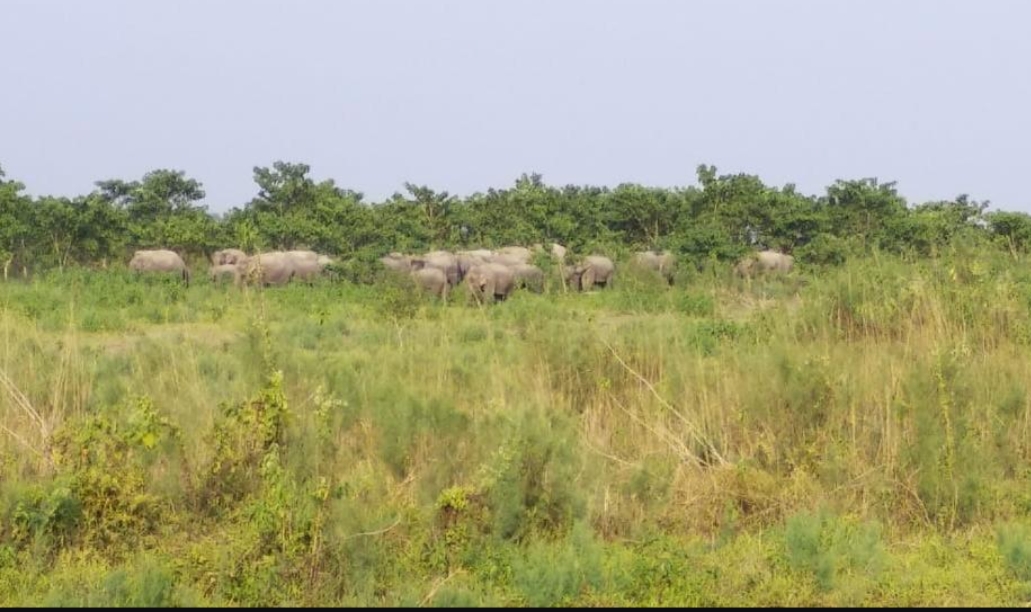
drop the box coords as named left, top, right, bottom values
left=2, top=251, right=1031, bottom=604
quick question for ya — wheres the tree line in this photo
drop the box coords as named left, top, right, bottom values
left=3, top=160, right=1030, bottom=280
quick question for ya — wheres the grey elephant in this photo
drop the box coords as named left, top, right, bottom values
left=286, top=250, right=326, bottom=284
left=532, top=242, right=567, bottom=262
left=287, top=249, right=318, bottom=258
left=566, top=255, right=615, bottom=291
left=461, top=248, right=494, bottom=260
left=291, top=259, right=323, bottom=284
left=211, top=248, right=247, bottom=266
left=380, top=252, right=414, bottom=273
left=421, top=250, right=461, bottom=286
left=486, top=252, right=526, bottom=267
left=493, top=245, right=532, bottom=264
left=380, top=251, right=459, bottom=286
left=209, top=263, right=241, bottom=285
left=632, top=250, right=676, bottom=286
left=285, top=249, right=319, bottom=265
left=410, top=262, right=450, bottom=300
left=456, top=251, right=489, bottom=281
left=242, top=251, right=295, bottom=286
left=510, top=263, right=545, bottom=293
left=735, top=250, right=794, bottom=277
left=129, top=249, right=190, bottom=285
left=465, top=262, right=516, bottom=304
left=379, top=253, right=449, bottom=299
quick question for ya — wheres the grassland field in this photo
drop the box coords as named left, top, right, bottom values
left=4, top=252, right=1031, bottom=606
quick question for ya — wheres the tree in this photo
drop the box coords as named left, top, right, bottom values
left=901, top=195, right=989, bottom=256
left=92, top=169, right=212, bottom=257
left=242, top=161, right=359, bottom=251
left=250, top=161, right=317, bottom=215
left=694, top=165, right=769, bottom=247
left=986, top=211, right=1031, bottom=255
left=402, top=183, right=459, bottom=248
left=69, top=194, right=130, bottom=267
left=34, top=196, right=79, bottom=270
left=603, top=183, right=677, bottom=248
left=0, top=165, right=33, bottom=278
left=823, top=178, right=908, bottom=249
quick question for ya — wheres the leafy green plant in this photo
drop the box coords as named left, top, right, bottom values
left=783, top=509, right=884, bottom=594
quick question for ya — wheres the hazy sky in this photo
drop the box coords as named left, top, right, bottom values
left=3, top=0, right=1030, bottom=213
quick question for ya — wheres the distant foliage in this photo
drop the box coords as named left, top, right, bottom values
left=0, top=162, right=1004, bottom=275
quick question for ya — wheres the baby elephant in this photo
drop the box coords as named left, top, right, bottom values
left=209, top=263, right=242, bottom=286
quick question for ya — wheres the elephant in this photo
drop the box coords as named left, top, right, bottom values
left=285, top=249, right=319, bottom=264
left=464, top=262, right=516, bottom=304
left=281, top=250, right=330, bottom=283
left=460, top=249, right=494, bottom=260
left=456, top=251, right=489, bottom=280
left=129, top=249, right=190, bottom=285
left=485, top=252, right=526, bottom=267
left=494, top=246, right=533, bottom=264
left=242, top=251, right=295, bottom=286
left=211, top=248, right=247, bottom=266
left=421, top=250, right=461, bottom=286
left=209, top=263, right=241, bottom=285
left=291, top=258, right=323, bottom=284
left=532, top=242, right=567, bottom=262
left=382, top=250, right=461, bottom=286
left=380, top=252, right=414, bottom=273
left=411, top=265, right=449, bottom=300
left=632, top=250, right=676, bottom=286
left=566, top=255, right=615, bottom=291
left=735, top=250, right=794, bottom=277
left=510, top=263, right=545, bottom=293
left=379, top=254, right=449, bottom=299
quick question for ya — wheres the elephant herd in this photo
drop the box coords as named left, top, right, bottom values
left=377, top=243, right=627, bottom=304
left=128, top=248, right=335, bottom=288
left=126, top=244, right=795, bottom=302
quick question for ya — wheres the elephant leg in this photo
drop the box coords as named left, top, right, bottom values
left=468, top=281, right=483, bottom=306
left=582, top=269, right=596, bottom=291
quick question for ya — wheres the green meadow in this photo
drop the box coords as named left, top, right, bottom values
left=3, top=251, right=1031, bottom=606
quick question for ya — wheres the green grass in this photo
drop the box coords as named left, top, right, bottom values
left=2, top=251, right=1031, bottom=605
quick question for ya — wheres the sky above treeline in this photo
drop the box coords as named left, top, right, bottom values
left=3, top=0, right=1030, bottom=213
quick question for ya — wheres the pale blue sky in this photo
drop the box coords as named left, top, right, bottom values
left=3, top=0, right=1030, bottom=213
